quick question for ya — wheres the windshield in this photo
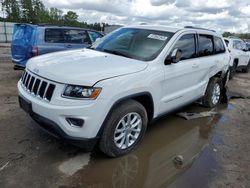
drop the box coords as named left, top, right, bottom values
left=90, top=28, right=174, bottom=61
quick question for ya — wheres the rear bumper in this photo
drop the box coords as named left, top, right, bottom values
left=29, top=109, right=98, bottom=151
left=13, top=64, right=25, bottom=70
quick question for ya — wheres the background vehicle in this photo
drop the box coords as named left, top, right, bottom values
left=246, top=42, right=250, bottom=51
left=224, top=37, right=250, bottom=77
left=18, top=26, right=230, bottom=157
left=11, top=24, right=103, bottom=69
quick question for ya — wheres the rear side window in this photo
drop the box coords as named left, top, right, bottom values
left=198, top=35, right=213, bottom=57
left=64, top=30, right=91, bottom=44
left=172, top=34, right=196, bottom=60
left=88, top=31, right=103, bottom=43
left=233, top=40, right=242, bottom=50
left=214, top=37, right=226, bottom=54
left=45, top=29, right=64, bottom=43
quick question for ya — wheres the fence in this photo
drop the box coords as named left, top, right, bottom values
left=0, top=22, right=15, bottom=43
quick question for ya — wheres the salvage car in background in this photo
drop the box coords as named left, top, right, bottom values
left=11, top=24, right=103, bottom=69
left=246, top=42, right=250, bottom=51
left=224, top=37, right=250, bottom=78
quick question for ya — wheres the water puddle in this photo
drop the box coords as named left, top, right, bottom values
left=56, top=104, right=223, bottom=188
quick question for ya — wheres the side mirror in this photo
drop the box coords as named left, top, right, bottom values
left=165, top=48, right=182, bottom=65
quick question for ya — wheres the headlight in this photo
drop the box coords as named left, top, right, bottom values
left=62, top=85, right=102, bottom=99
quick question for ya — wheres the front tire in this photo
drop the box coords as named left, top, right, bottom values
left=99, top=100, right=148, bottom=157
left=202, top=77, right=222, bottom=108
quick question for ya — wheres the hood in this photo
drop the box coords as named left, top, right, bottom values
left=27, top=49, right=148, bottom=86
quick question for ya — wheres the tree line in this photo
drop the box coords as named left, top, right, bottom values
left=223, top=32, right=250, bottom=40
left=0, top=0, right=109, bottom=31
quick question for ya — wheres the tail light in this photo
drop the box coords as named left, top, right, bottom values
left=31, top=46, right=39, bottom=57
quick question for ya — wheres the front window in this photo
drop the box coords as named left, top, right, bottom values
left=171, top=34, right=196, bottom=60
left=90, top=28, right=174, bottom=61
left=64, top=29, right=91, bottom=44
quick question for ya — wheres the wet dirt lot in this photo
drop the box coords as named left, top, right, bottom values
left=0, top=48, right=250, bottom=188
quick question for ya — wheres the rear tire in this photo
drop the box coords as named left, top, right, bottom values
left=99, top=100, right=148, bottom=157
left=202, top=77, right=222, bottom=108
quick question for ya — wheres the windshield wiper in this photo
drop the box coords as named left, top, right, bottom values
left=102, top=49, right=132, bottom=58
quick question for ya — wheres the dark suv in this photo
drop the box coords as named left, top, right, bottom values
left=11, top=24, right=103, bottom=69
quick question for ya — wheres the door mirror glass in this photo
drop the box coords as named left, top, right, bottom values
left=171, top=48, right=182, bottom=63
left=165, top=48, right=182, bottom=65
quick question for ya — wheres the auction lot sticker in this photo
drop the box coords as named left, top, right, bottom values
left=148, top=34, right=168, bottom=41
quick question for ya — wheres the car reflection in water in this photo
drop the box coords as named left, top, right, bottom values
left=58, top=110, right=220, bottom=188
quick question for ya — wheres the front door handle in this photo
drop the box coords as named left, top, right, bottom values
left=66, top=44, right=72, bottom=48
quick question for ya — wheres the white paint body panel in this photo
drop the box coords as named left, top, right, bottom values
left=18, top=26, right=230, bottom=139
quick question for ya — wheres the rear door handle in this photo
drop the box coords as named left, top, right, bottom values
left=66, top=44, right=72, bottom=48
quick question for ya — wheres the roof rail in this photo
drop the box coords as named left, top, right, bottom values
left=184, top=26, right=216, bottom=32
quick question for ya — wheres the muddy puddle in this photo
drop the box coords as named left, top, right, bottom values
left=52, top=104, right=229, bottom=188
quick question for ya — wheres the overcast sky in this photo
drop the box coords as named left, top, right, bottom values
left=1, top=0, right=250, bottom=32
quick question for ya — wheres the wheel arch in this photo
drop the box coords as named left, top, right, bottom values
left=97, top=92, right=154, bottom=137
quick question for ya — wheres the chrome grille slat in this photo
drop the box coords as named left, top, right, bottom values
left=21, top=71, right=26, bottom=82
left=36, top=80, right=43, bottom=98
left=22, top=72, right=27, bottom=83
left=26, top=75, right=31, bottom=88
left=42, top=83, right=49, bottom=99
left=24, top=74, right=30, bottom=87
left=31, top=77, right=37, bottom=93
left=20, top=70, right=56, bottom=102
left=27, top=76, right=33, bottom=91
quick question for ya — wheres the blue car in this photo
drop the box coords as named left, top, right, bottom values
left=11, top=24, right=103, bottom=69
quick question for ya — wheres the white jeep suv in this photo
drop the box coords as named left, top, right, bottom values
left=224, top=37, right=250, bottom=77
left=18, top=25, right=230, bottom=157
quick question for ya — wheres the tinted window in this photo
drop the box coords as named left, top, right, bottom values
left=172, top=34, right=196, bottom=60
left=214, top=37, right=226, bottom=54
left=198, top=35, right=213, bottom=57
left=88, top=31, right=103, bottom=43
left=64, top=30, right=91, bottom=44
left=45, top=29, right=64, bottom=43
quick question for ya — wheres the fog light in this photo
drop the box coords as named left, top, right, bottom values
left=66, top=118, right=84, bottom=127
